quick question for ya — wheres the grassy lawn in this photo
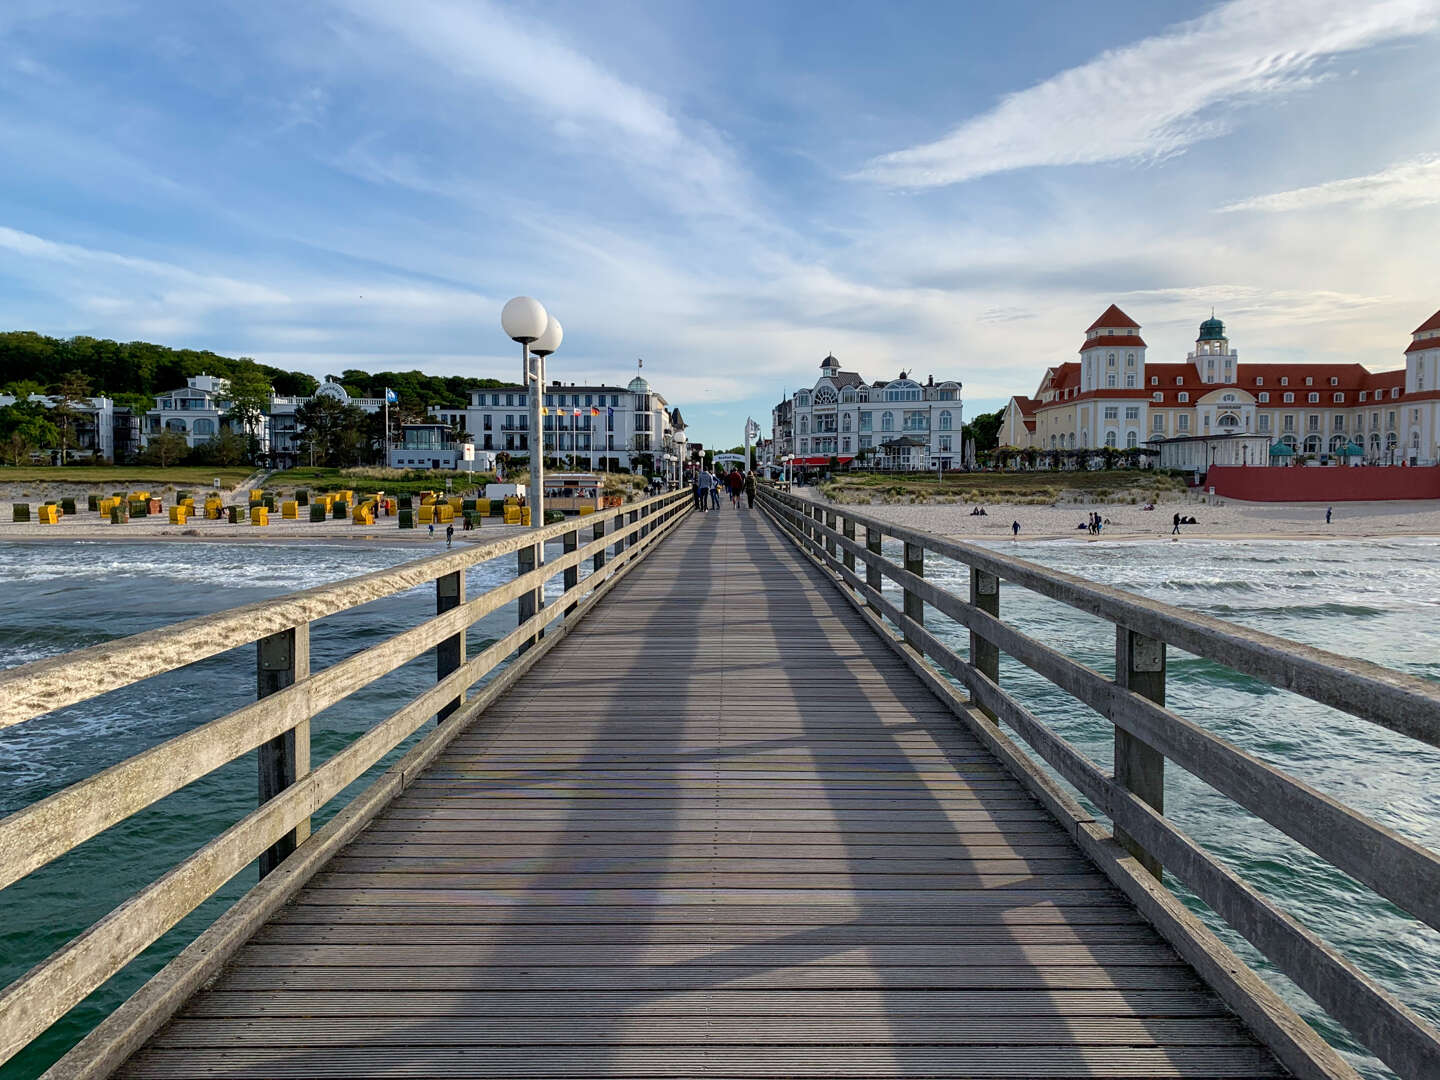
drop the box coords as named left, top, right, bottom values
left=0, top=465, right=256, bottom=487
left=820, top=469, right=1188, bottom=505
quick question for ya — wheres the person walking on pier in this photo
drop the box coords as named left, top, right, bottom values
left=445, top=523, right=454, bottom=549
left=695, top=469, right=712, bottom=512
left=744, top=471, right=756, bottom=509
left=710, top=471, right=722, bottom=510
left=727, top=468, right=743, bottom=509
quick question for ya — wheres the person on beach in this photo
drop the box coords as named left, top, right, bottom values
left=445, top=523, right=454, bottom=549
left=1326, top=506, right=1333, bottom=525
left=1011, top=520, right=1020, bottom=538
left=428, top=521, right=435, bottom=539
left=1172, top=512, right=1181, bottom=535
left=744, top=471, right=756, bottom=509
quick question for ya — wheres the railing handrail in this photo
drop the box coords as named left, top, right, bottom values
left=768, top=489, right=1440, bottom=750
left=0, top=488, right=680, bottom=731
left=758, top=485, right=1440, bottom=1080
left=0, top=488, right=692, bottom=1074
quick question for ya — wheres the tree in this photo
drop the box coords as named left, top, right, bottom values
left=191, top=429, right=250, bottom=466
left=0, top=403, right=60, bottom=465
left=223, top=360, right=272, bottom=463
left=961, top=409, right=1003, bottom=454
left=49, top=371, right=93, bottom=464
left=296, top=395, right=367, bottom=467
left=139, top=430, right=190, bottom=467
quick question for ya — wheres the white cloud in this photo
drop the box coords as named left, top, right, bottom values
left=1217, top=154, right=1440, bottom=212
left=858, top=0, right=1440, bottom=188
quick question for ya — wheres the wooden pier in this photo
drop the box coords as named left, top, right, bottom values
left=2, top=486, right=1439, bottom=1079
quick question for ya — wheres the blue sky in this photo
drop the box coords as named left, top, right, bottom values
left=2, top=0, right=1439, bottom=449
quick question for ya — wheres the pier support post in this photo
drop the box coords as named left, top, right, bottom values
left=842, top=515, right=856, bottom=574
left=592, top=517, right=607, bottom=577
left=1115, top=627, right=1166, bottom=879
left=435, top=569, right=466, bottom=721
left=517, top=544, right=540, bottom=653
left=902, top=542, right=924, bottom=649
left=865, top=526, right=882, bottom=616
left=970, top=568, right=1000, bottom=721
left=257, top=624, right=310, bottom=877
left=563, top=528, right=579, bottom=616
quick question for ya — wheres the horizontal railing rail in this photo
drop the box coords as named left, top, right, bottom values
left=0, top=488, right=691, bottom=1077
left=758, top=485, right=1440, bottom=1080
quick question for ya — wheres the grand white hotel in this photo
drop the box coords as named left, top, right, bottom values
left=771, top=354, right=963, bottom=471
left=1001, top=305, right=1440, bottom=465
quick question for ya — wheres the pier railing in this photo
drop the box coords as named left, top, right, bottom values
left=759, top=485, right=1440, bottom=1080
left=0, top=487, right=691, bottom=1079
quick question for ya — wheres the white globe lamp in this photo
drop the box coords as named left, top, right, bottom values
left=501, top=296, right=549, bottom=344
left=531, top=316, right=563, bottom=357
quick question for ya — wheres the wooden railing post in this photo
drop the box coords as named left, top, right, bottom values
left=825, top=509, right=838, bottom=559
left=1115, top=627, right=1166, bottom=879
left=628, top=509, right=639, bottom=549
left=970, top=568, right=1000, bottom=721
left=865, top=526, right=882, bottom=615
left=256, top=624, right=310, bottom=877
left=592, top=516, right=607, bottom=577
left=842, top=515, right=856, bottom=573
left=902, top=541, right=924, bottom=648
left=517, top=543, right=540, bottom=653
left=563, top=528, right=580, bottom=616
left=612, top=511, right=625, bottom=559
left=435, top=569, right=466, bottom=721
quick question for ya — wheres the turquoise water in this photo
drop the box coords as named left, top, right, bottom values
left=2, top=536, right=1438, bottom=1079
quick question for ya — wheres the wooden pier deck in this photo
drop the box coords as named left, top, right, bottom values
left=117, top=506, right=1281, bottom=1078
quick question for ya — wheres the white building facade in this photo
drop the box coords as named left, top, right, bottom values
left=781, top=354, right=964, bottom=471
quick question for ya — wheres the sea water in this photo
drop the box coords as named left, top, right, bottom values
left=2, top=537, right=1438, bottom=1080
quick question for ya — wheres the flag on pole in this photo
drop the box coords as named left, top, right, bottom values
left=590, top=407, right=600, bottom=416
left=540, top=406, right=549, bottom=415
left=572, top=408, right=581, bottom=416
left=385, top=388, right=397, bottom=404
left=606, top=407, right=614, bottom=417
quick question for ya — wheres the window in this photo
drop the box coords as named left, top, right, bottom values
left=1125, top=374, right=1136, bottom=388
left=1127, top=353, right=1136, bottom=366
left=1175, top=377, right=1184, bottom=385
left=1283, top=392, right=1294, bottom=403
left=1308, top=393, right=1319, bottom=403
left=1150, top=376, right=1158, bottom=386
left=1332, top=393, right=1343, bottom=403
left=1305, top=377, right=1313, bottom=386
left=1359, top=391, right=1368, bottom=402
left=1152, top=392, right=1163, bottom=401
left=1255, top=377, right=1264, bottom=386
left=881, top=412, right=894, bottom=432
left=1126, top=431, right=1138, bottom=448
left=1105, top=431, right=1117, bottom=447
left=1329, top=377, right=1338, bottom=386
left=1217, top=412, right=1239, bottom=428
left=1258, top=392, right=1269, bottom=403
left=1308, top=415, right=1319, bottom=432
left=1280, top=377, right=1288, bottom=386
left=1283, top=415, right=1294, bottom=432
left=799, top=416, right=808, bottom=434
left=1106, top=374, right=1116, bottom=388
left=796, top=392, right=810, bottom=407
left=1178, top=415, right=1190, bottom=431
left=859, top=412, right=872, bottom=431
left=1258, top=414, right=1270, bottom=432
left=1392, top=388, right=1400, bottom=399
left=1177, top=392, right=1189, bottom=402
left=841, top=413, right=852, bottom=431
left=938, top=435, right=951, bottom=452
left=1104, top=406, right=1119, bottom=419
left=1152, top=414, right=1164, bottom=431
left=1125, top=406, right=1139, bottom=420
left=1107, top=353, right=1116, bottom=366
left=939, top=410, right=953, bottom=430
left=1334, top=415, right=1345, bottom=431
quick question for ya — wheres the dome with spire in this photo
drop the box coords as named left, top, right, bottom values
left=627, top=375, right=650, bottom=394
left=1198, top=314, right=1226, bottom=341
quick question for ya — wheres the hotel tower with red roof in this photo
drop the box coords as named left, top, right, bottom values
left=1000, top=306, right=1440, bottom=465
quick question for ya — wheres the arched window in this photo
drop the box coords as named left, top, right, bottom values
left=1068, top=433, right=1076, bottom=449
left=799, top=416, right=808, bottom=435
left=841, top=413, right=852, bottom=432
left=1217, top=412, right=1239, bottom=428
left=1107, top=353, right=1116, bottom=366
left=1386, top=432, right=1399, bottom=451
left=192, top=418, right=215, bottom=437
left=1127, top=353, right=1136, bottom=367
left=1304, top=435, right=1321, bottom=454
left=938, top=410, right=952, bottom=430
left=796, top=392, right=810, bottom=407
left=814, top=386, right=837, bottom=406
left=1329, top=434, right=1346, bottom=453
left=165, top=418, right=187, bottom=432
left=1104, top=431, right=1117, bottom=448
left=881, top=412, right=894, bottom=432
left=1050, top=435, right=1057, bottom=448
left=1126, top=431, right=1138, bottom=448
left=1280, top=435, right=1298, bottom=449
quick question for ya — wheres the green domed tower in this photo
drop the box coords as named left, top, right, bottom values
left=1198, top=314, right=1226, bottom=341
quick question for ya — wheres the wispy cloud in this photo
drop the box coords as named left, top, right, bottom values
left=857, top=0, right=1440, bottom=188
left=1217, top=154, right=1440, bottom=212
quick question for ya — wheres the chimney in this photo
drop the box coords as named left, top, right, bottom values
left=928, top=374, right=934, bottom=386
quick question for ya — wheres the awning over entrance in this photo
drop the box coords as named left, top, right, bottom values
left=789, top=455, right=854, bottom=467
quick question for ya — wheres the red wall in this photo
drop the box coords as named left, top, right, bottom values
left=1205, top=465, right=1440, bottom=502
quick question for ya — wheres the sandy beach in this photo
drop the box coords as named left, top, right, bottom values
left=803, top=490, right=1440, bottom=544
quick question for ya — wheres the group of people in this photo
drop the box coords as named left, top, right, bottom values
left=1171, top=512, right=1198, bottom=534
left=1079, top=511, right=1108, bottom=535
left=693, top=467, right=757, bottom=512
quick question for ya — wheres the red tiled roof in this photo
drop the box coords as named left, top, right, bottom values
left=1079, top=335, right=1146, bottom=351
left=1023, top=419, right=1036, bottom=431
left=1413, top=309, right=1440, bottom=335
left=1086, top=304, right=1138, bottom=332
left=1406, top=337, right=1440, bottom=354
left=1010, top=395, right=1038, bottom=415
